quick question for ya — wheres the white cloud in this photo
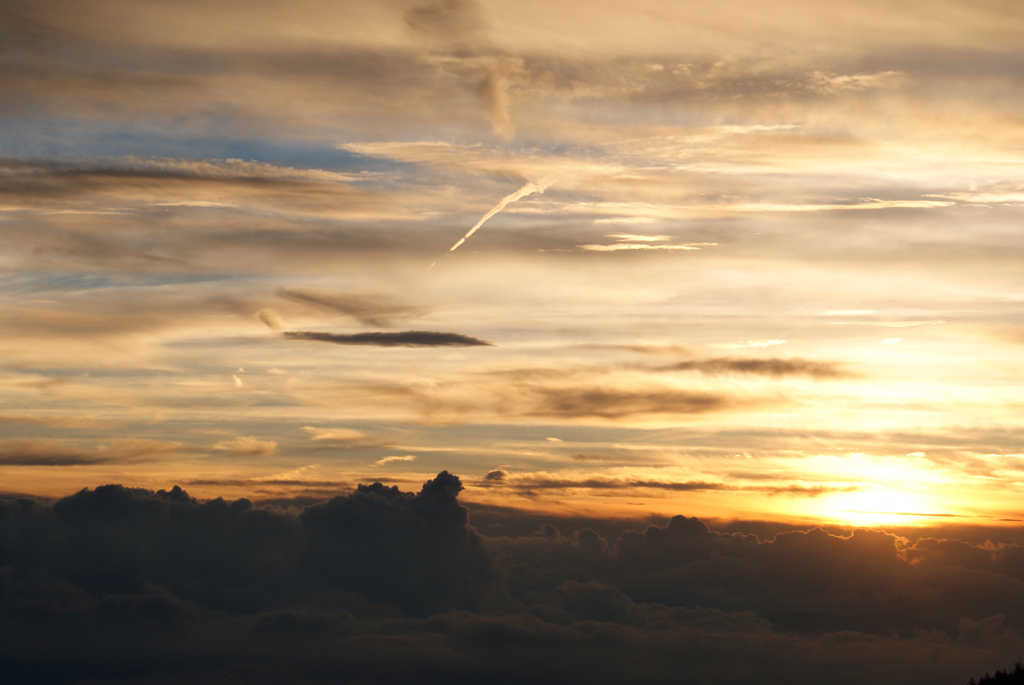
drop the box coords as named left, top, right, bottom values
left=375, top=455, right=417, bottom=466
left=578, top=243, right=705, bottom=251
left=605, top=233, right=671, bottom=242
left=214, top=436, right=277, bottom=456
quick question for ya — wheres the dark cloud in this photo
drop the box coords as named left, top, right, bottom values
left=284, top=330, right=494, bottom=347
left=0, top=158, right=397, bottom=225
left=0, top=452, right=111, bottom=466
left=2, top=473, right=1024, bottom=684
left=527, top=387, right=741, bottom=419
left=481, top=473, right=857, bottom=498
left=661, top=357, right=852, bottom=379
left=0, top=439, right=182, bottom=466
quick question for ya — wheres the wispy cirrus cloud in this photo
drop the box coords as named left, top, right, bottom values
left=0, top=438, right=184, bottom=466
left=375, top=455, right=417, bottom=466
left=302, top=427, right=392, bottom=450
left=213, top=436, right=278, bottom=456
left=276, top=288, right=427, bottom=327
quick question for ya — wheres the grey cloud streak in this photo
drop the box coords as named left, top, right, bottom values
left=284, top=330, right=494, bottom=347
left=276, top=288, right=427, bottom=327
left=661, top=357, right=852, bottom=379
left=0, top=158, right=395, bottom=220
left=528, top=387, right=740, bottom=419
left=0, top=438, right=184, bottom=466
left=481, top=473, right=857, bottom=498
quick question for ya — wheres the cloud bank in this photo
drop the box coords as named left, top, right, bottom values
left=1, top=473, right=1022, bottom=684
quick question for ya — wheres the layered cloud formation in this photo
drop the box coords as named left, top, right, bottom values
left=2, top=473, right=1022, bottom=684
left=2, top=6, right=1024, bottom=678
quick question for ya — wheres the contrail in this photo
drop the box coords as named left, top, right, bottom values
left=448, top=181, right=549, bottom=253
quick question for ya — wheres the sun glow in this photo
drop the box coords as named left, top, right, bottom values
left=822, top=487, right=940, bottom=527
left=788, top=453, right=960, bottom=526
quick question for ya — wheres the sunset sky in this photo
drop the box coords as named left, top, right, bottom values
left=3, top=0, right=1024, bottom=528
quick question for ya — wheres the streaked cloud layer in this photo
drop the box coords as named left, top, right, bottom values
left=1, top=0, right=1023, bottom=533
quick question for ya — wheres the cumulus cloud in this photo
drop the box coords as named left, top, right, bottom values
left=1, top=472, right=1022, bottom=684
left=284, top=330, right=494, bottom=347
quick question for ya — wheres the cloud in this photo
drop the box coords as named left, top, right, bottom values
left=256, top=308, right=285, bottom=330
left=526, top=387, right=738, bottom=419
left=807, top=70, right=907, bottom=94
left=572, top=453, right=630, bottom=462
left=405, top=0, right=487, bottom=46
left=662, top=357, right=851, bottom=379
left=0, top=157, right=406, bottom=224
left=2, top=472, right=1022, bottom=684
left=213, top=436, right=277, bottom=456
left=577, top=243, right=707, bottom=251
left=483, top=472, right=857, bottom=497
left=375, top=455, right=417, bottom=466
left=276, top=288, right=426, bottom=327
left=578, top=233, right=716, bottom=252
left=0, top=438, right=183, bottom=466
left=579, top=343, right=694, bottom=357
left=404, top=0, right=521, bottom=138
left=0, top=414, right=123, bottom=429
left=284, top=330, right=494, bottom=347
left=710, top=339, right=787, bottom=349
left=302, top=426, right=392, bottom=449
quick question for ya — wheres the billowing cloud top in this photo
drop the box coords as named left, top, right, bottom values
left=2, top=475, right=1023, bottom=684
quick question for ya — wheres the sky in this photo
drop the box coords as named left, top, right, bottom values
left=3, top=1, right=1024, bottom=683
left=4, top=0, right=1024, bottom=528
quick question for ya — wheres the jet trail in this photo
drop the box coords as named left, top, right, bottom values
left=448, top=181, right=549, bottom=253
